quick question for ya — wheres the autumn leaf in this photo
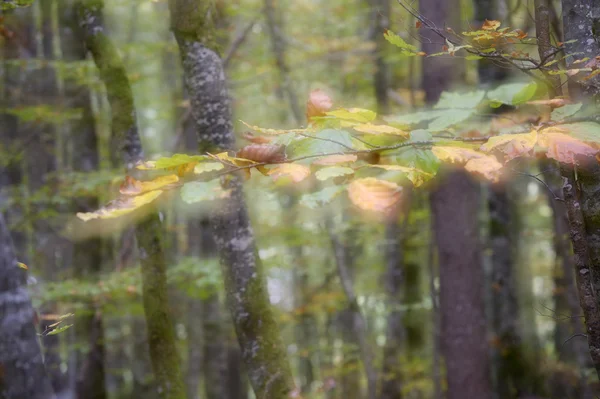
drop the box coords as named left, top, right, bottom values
left=538, top=131, right=599, bottom=164
left=347, top=178, right=402, bottom=214
left=480, top=131, right=538, bottom=161
left=527, top=98, right=569, bottom=108
left=135, top=154, right=209, bottom=176
left=326, top=108, right=377, bottom=123
left=241, top=121, right=309, bottom=136
left=352, top=123, right=408, bottom=136
left=306, top=89, right=333, bottom=121
left=194, top=162, right=224, bottom=174
left=313, top=154, right=358, bottom=165
left=432, top=146, right=503, bottom=181
left=415, top=20, right=422, bottom=29
left=242, top=132, right=272, bottom=144
left=268, top=164, right=311, bottom=183
left=77, top=190, right=163, bottom=221
left=236, top=144, right=286, bottom=163
left=17, top=262, right=28, bottom=270
left=482, top=19, right=501, bottom=31
left=119, top=175, right=179, bottom=196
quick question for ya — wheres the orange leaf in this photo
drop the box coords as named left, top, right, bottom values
left=313, top=154, right=358, bottom=165
left=306, top=89, right=333, bottom=121
left=538, top=131, right=598, bottom=164
left=480, top=131, right=538, bottom=161
left=415, top=21, right=422, bottom=29
left=482, top=19, right=501, bottom=31
left=348, top=178, right=402, bottom=214
left=119, top=175, right=179, bottom=196
left=268, top=164, right=311, bottom=183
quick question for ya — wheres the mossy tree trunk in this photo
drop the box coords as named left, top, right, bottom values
left=168, top=1, right=296, bottom=398
left=75, top=1, right=185, bottom=397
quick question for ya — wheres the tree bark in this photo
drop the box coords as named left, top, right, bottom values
left=168, top=1, right=296, bottom=398
left=57, top=2, right=107, bottom=397
left=367, top=0, right=391, bottom=114
left=0, top=212, right=55, bottom=399
left=430, top=171, right=492, bottom=399
left=76, top=1, right=185, bottom=397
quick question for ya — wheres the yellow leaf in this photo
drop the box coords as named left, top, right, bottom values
left=353, top=123, right=408, bottom=137
left=268, top=164, right=311, bottom=183
left=17, top=262, right=28, bottom=270
left=432, top=146, right=503, bottom=181
left=209, top=152, right=257, bottom=167
left=313, top=154, right=358, bottom=165
left=348, top=178, right=402, bottom=214
left=77, top=190, right=163, bottom=221
left=119, top=175, right=179, bottom=196
left=480, top=131, right=538, bottom=161
left=538, top=131, right=598, bottom=164
left=326, top=108, right=377, bottom=123
left=241, top=121, right=309, bottom=136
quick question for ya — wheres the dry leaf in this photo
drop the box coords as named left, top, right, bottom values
left=306, top=89, right=333, bottom=120
left=236, top=144, right=286, bottom=163
left=348, top=178, right=402, bottom=214
left=480, top=131, right=538, bottom=161
left=119, top=175, right=179, bottom=196
left=268, top=164, right=311, bottom=183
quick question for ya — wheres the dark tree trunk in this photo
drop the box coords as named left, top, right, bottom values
left=76, top=1, right=185, bottom=397
left=379, top=192, right=411, bottom=399
left=421, top=0, right=492, bottom=397
left=430, top=171, right=492, bottom=399
left=57, top=2, right=107, bottom=397
left=0, top=212, right=55, bottom=399
left=169, top=1, right=296, bottom=398
left=367, top=0, right=391, bottom=114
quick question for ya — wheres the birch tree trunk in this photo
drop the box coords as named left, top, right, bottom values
left=168, top=1, right=296, bottom=397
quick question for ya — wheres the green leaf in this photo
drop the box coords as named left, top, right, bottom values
left=315, top=167, right=355, bottom=181
left=194, top=162, right=224, bottom=174
left=155, top=154, right=210, bottom=169
left=383, top=31, right=418, bottom=53
left=561, top=122, right=600, bottom=143
left=428, top=109, right=474, bottom=131
left=487, top=82, right=537, bottom=106
left=180, top=180, right=230, bottom=204
left=46, top=324, right=73, bottom=336
left=409, top=129, right=433, bottom=142
left=287, top=129, right=355, bottom=158
left=385, top=147, right=441, bottom=175
left=385, top=110, right=441, bottom=125
left=300, top=186, right=345, bottom=208
left=434, top=90, right=485, bottom=109
left=551, top=103, right=583, bottom=121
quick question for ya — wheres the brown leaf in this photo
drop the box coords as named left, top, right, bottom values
left=236, top=144, right=286, bottom=163
left=527, top=98, right=569, bottom=108
left=306, top=89, right=333, bottom=121
left=348, top=178, right=402, bottom=214
left=415, top=21, right=422, bottom=29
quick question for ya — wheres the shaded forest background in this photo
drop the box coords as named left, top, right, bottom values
left=1, top=0, right=599, bottom=398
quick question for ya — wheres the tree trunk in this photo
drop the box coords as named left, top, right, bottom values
left=430, top=171, right=492, bottom=399
left=57, top=2, right=107, bottom=397
left=367, top=0, right=391, bottom=115
left=421, top=0, right=492, bottom=397
left=0, top=212, right=55, bottom=399
left=76, top=1, right=185, bottom=397
left=168, top=2, right=296, bottom=398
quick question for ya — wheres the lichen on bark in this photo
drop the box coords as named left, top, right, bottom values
left=169, top=1, right=296, bottom=397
